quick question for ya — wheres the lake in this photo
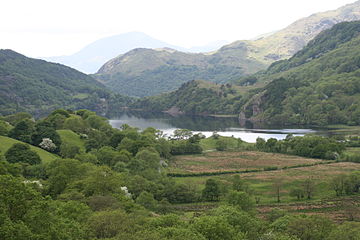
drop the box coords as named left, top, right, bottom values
left=108, top=112, right=319, bottom=143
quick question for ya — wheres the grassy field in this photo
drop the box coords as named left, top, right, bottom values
left=0, top=136, right=58, bottom=163
left=169, top=151, right=324, bottom=174
left=169, top=150, right=360, bottom=206
left=57, top=129, right=85, bottom=151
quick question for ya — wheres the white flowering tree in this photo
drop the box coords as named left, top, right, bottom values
left=39, top=138, right=57, bottom=152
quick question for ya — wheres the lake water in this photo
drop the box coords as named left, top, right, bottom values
left=108, top=112, right=318, bottom=143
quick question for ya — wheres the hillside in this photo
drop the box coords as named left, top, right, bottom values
left=95, top=48, right=260, bottom=97
left=0, top=50, right=132, bottom=116
left=133, top=21, right=360, bottom=126
left=0, top=136, right=58, bottom=163
left=131, top=80, right=253, bottom=115
left=240, top=21, right=360, bottom=126
left=95, top=1, right=360, bottom=97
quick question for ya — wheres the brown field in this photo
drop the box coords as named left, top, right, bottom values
left=241, top=162, right=360, bottom=181
left=169, top=151, right=324, bottom=173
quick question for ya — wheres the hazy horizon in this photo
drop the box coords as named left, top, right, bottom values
left=0, top=0, right=357, bottom=57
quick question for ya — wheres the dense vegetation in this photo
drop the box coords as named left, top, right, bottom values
left=240, top=21, right=360, bottom=126
left=0, top=50, right=132, bottom=115
left=1, top=110, right=360, bottom=239
left=130, top=21, right=360, bottom=125
left=255, top=135, right=345, bottom=160
left=131, top=80, right=245, bottom=115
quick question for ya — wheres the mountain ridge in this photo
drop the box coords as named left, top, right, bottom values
left=96, top=0, right=360, bottom=98
left=44, top=32, right=228, bottom=73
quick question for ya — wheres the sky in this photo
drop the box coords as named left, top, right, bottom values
left=0, top=0, right=357, bottom=57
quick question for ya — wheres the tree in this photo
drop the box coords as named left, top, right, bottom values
left=256, top=137, right=266, bottom=151
left=289, top=188, right=305, bottom=200
left=39, top=138, right=57, bottom=152
left=8, top=119, right=35, bottom=143
left=273, top=178, right=283, bottom=203
left=192, top=216, right=235, bottom=240
left=215, top=138, right=228, bottom=151
left=31, top=121, right=62, bottom=152
left=225, top=191, right=255, bottom=212
left=286, top=215, right=333, bottom=240
left=232, top=175, right=250, bottom=193
left=331, top=174, right=346, bottom=196
left=60, top=142, right=81, bottom=159
left=136, top=191, right=158, bottom=211
left=5, top=143, right=41, bottom=165
left=87, top=210, right=136, bottom=239
left=173, top=129, right=193, bottom=140
left=202, top=179, right=221, bottom=201
left=302, top=178, right=316, bottom=199
left=63, top=116, right=88, bottom=134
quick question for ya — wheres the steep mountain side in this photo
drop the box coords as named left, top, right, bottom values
left=228, top=0, right=360, bottom=65
left=0, top=50, right=132, bottom=115
left=241, top=21, right=360, bottom=126
left=96, top=1, right=360, bottom=97
left=95, top=48, right=262, bottom=97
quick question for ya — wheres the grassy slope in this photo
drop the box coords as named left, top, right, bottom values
left=57, top=129, right=85, bottom=152
left=0, top=136, right=58, bottom=163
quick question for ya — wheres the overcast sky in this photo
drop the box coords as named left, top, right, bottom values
left=0, top=0, right=357, bottom=57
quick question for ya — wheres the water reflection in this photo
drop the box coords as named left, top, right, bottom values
left=108, top=111, right=316, bottom=143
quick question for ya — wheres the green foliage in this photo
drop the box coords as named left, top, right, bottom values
left=328, top=222, right=360, bottom=240
left=0, top=119, right=12, bottom=136
left=87, top=210, right=138, bottom=239
left=256, top=135, right=345, bottom=160
left=0, top=50, right=133, bottom=115
left=202, top=178, right=221, bottom=201
left=8, top=119, right=35, bottom=143
left=132, top=80, right=245, bottom=115
left=3, top=110, right=360, bottom=240
left=136, top=191, right=158, bottom=211
left=286, top=215, right=334, bottom=240
left=5, top=143, right=41, bottom=165
left=192, top=216, right=235, bottom=240
left=243, top=21, right=360, bottom=126
left=225, top=191, right=255, bottom=212
left=31, top=120, right=62, bottom=152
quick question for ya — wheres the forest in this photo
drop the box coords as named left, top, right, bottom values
left=1, top=110, right=360, bottom=240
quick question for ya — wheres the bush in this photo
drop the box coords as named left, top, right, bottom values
left=5, top=143, right=41, bottom=165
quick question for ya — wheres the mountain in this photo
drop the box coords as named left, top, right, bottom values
left=44, top=32, right=228, bottom=74
left=239, top=21, right=360, bottom=126
left=95, top=46, right=265, bottom=97
left=0, top=49, right=131, bottom=116
left=44, top=32, right=186, bottom=74
left=95, top=1, right=360, bottom=98
left=132, top=21, right=360, bottom=127
left=228, top=0, right=360, bottom=65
